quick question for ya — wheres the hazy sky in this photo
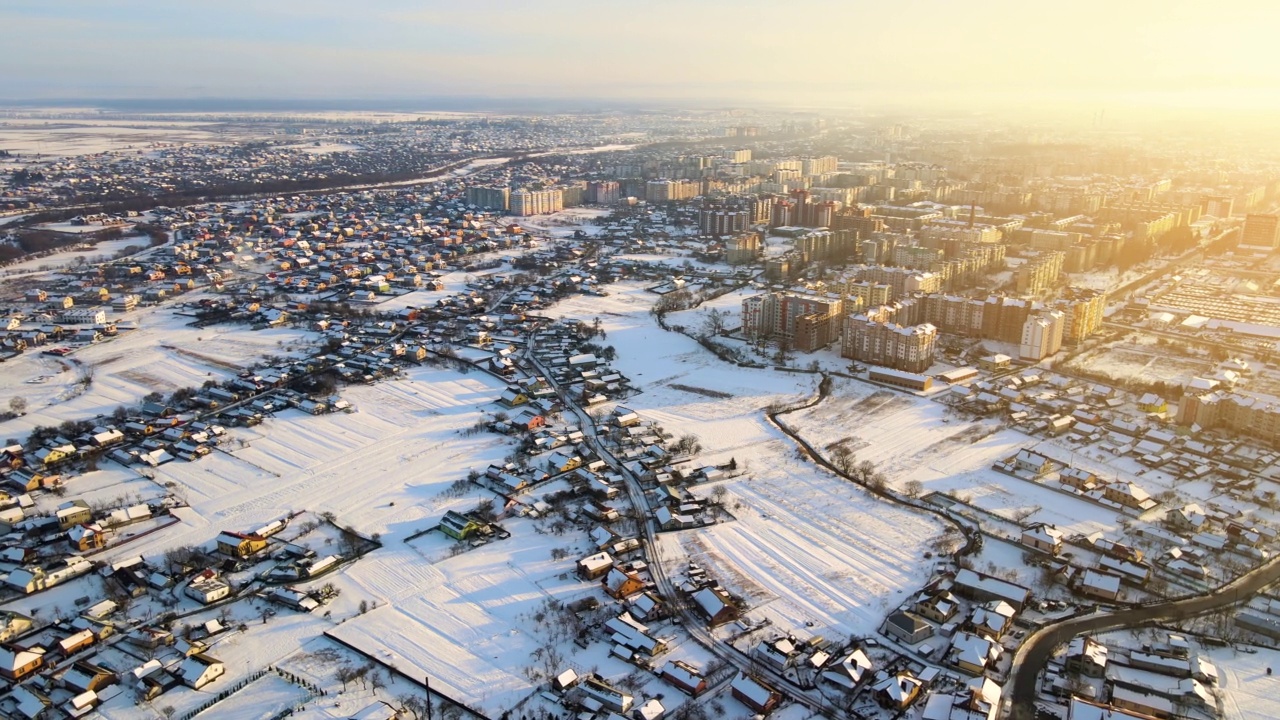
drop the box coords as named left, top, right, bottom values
left=4, top=0, right=1278, bottom=112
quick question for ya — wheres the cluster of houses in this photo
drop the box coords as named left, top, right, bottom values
left=883, top=569, right=1032, bottom=682
left=0, top=510, right=330, bottom=716
left=996, top=451, right=1160, bottom=517
left=1044, top=633, right=1221, bottom=720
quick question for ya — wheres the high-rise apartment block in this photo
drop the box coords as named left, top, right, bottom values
left=465, top=186, right=511, bottom=212
left=725, top=233, right=762, bottom=265
left=1019, top=310, right=1065, bottom=361
left=509, top=188, right=564, bottom=216
left=1242, top=214, right=1280, bottom=249
left=1015, top=251, right=1065, bottom=295
left=587, top=181, right=621, bottom=205
left=741, top=292, right=845, bottom=352
left=841, top=315, right=937, bottom=373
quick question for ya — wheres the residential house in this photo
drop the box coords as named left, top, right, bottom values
left=731, top=673, right=781, bottom=714
left=1064, top=636, right=1108, bottom=678
left=914, top=591, right=960, bottom=623
left=215, top=531, right=267, bottom=558
left=872, top=671, right=924, bottom=710
left=1021, top=523, right=1064, bottom=555
left=68, top=523, right=106, bottom=552
left=883, top=610, right=934, bottom=644
left=660, top=660, right=707, bottom=695
left=821, top=649, right=872, bottom=690
left=185, top=570, right=231, bottom=604
left=178, top=653, right=225, bottom=689
left=577, top=552, right=614, bottom=580
left=55, top=500, right=92, bottom=530
left=691, top=586, right=738, bottom=626
left=603, top=567, right=645, bottom=599
left=948, top=632, right=1001, bottom=675
left=1077, top=569, right=1122, bottom=602
left=575, top=676, right=633, bottom=714
left=0, top=644, right=44, bottom=681
left=952, top=569, right=1032, bottom=611
left=1012, top=449, right=1052, bottom=477
left=440, top=511, right=481, bottom=541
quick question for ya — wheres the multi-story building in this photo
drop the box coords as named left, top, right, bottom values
left=1203, top=195, right=1235, bottom=218
left=699, top=205, right=751, bottom=236
left=846, top=281, right=892, bottom=308
left=1015, top=251, right=1064, bottom=295
left=842, top=316, right=937, bottom=373
left=725, top=233, right=762, bottom=265
left=1178, top=389, right=1280, bottom=445
left=560, top=182, right=586, bottom=208
left=587, top=181, right=621, bottom=205
left=1242, top=214, right=1280, bottom=249
left=465, top=186, right=510, bottom=212
left=724, top=149, right=752, bottom=164
left=1019, top=310, right=1065, bottom=361
left=1055, top=287, right=1107, bottom=344
left=645, top=179, right=700, bottom=203
left=509, top=188, right=564, bottom=216
left=741, top=292, right=845, bottom=352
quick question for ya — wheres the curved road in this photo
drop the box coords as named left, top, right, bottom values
left=1005, top=552, right=1280, bottom=720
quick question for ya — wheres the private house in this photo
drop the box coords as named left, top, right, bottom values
left=691, top=586, right=738, bottom=626
left=498, top=388, right=528, bottom=407
left=603, top=567, right=645, bottom=599
left=822, top=648, right=872, bottom=690
left=34, top=444, right=76, bottom=467
left=0, top=644, right=44, bottom=681
left=56, top=629, right=95, bottom=657
left=660, top=660, right=707, bottom=695
left=883, top=610, right=934, bottom=644
left=952, top=569, right=1032, bottom=611
left=185, top=570, right=231, bottom=604
left=731, top=673, right=780, bottom=714
left=575, top=676, right=633, bottom=714
left=60, top=660, right=117, bottom=694
left=215, top=531, right=267, bottom=558
left=0, top=613, right=33, bottom=643
left=440, top=511, right=481, bottom=541
left=1021, top=523, right=1064, bottom=555
left=1138, top=393, right=1167, bottom=414
left=68, top=523, right=106, bottom=552
left=1012, top=449, right=1052, bottom=477
left=1077, top=569, right=1122, bottom=602
left=1101, top=483, right=1157, bottom=512
left=947, top=632, right=1001, bottom=675
left=178, top=653, right=225, bottom=689
left=914, top=591, right=960, bottom=623
left=921, top=676, right=1002, bottom=720
left=56, top=500, right=92, bottom=530
left=967, top=601, right=1016, bottom=639
left=872, top=671, right=924, bottom=710
left=1059, top=467, right=1097, bottom=491
left=577, top=552, right=614, bottom=580
left=755, top=637, right=800, bottom=672
left=1064, top=636, right=1108, bottom=678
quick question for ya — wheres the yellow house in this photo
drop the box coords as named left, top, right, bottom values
left=216, top=531, right=268, bottom=558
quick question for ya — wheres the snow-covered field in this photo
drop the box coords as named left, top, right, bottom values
left=0, top=309, right=319, bottom=438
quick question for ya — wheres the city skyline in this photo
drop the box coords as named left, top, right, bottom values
left=5, top=0, right=1279, bottom=116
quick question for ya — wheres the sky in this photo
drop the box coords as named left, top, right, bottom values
left=4, top=0, right=1279, bottom=113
